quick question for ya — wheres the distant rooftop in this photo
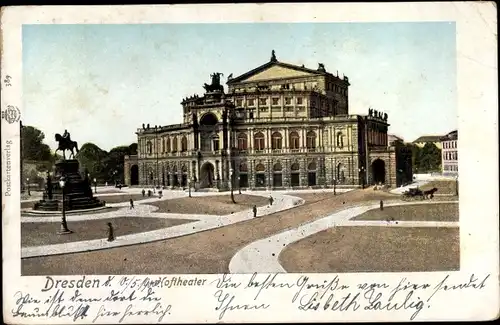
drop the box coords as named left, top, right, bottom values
left=412, top=135, right=443, bottom=143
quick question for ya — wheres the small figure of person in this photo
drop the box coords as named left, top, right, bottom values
left=158, top=190, right=163, bottom=199
left=105, top=182, right=108, bottom=187
left=107, top=222, right=115, bottom=242
left=380, top=200, right=384, bottom=211
left=142, top=189, right=146, bottom=197
left=147, top=190, right=152, bottom=197
left=253, top=205, right=257, bottom=218
left=153, top=187, right=156, bottom=194
left=129, top=198, right=134, bottom=209
left=118, top=184, right=122, bottom=190
left=269, top=195, right=274, bottom=206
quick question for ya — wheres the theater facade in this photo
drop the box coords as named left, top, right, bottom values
left=124, top=52, right=411, bottom=190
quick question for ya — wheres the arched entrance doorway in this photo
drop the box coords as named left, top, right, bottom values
left=200, top=162, right=215, bottom=188
left=372, top=159, right=386, bottom=184
left=130, top=165, right=139, bottom=185
left=308, top=161, right=317, bottom=186
left=200, top=113, right=219, bottom=152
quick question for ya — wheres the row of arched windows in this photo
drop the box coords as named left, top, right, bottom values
left=238, top=161, right=317, bottom=172
left=237, top=131, right=318, bottom=150
left=236, top=131, right=345, bottom=150
left=146, top=136, right=188, bottom=155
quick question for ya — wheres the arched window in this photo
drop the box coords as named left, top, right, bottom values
left=255, top=163, right=266, bottom=172
left=271, top=132, right=282, bottom=150
left=336, top=132, right=344, bottom=148
left=147, top=141, right=153, bottom=154
left=172, top=136, right=178, bottom=152
left=166, top=137, right=171, bottom=152
left=238, top=133, right=248, bottom=150
left=306, top=131, right=316, bottom=149
left=273, top=162, right=283, bottom=187
left=255, top=163, right=266, bottom=187
left=239, top=162, right=249, bottom=188
left=212, top=135, right=220, bottom=151
left=254, top=132, right=265, bottom=151
left=181, top=136, right=188, bottom=152
left=289, top=131, right=300, bottom=150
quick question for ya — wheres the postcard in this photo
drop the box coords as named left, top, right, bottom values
left=1, top=2, right=498, bottom=323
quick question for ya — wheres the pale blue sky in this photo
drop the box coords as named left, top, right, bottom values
left=23, top=22, right=456, bottom=151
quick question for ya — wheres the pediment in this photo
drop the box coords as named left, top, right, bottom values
left=237, top=64, right=317, bottom=83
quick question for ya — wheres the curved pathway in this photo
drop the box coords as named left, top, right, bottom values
left=21, top=192, right=304, bottom=258
left=228, top=200, right=459, bottom=273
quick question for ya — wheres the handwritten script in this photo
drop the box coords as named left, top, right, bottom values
left=7, top=273, right=491, bottom=322
left=210, top=272, right=491, bottom=321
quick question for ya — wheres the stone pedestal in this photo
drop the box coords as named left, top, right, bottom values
left=32, top=159, right=105, bottom=211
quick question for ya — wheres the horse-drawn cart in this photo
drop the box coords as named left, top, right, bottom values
left=402, top=188, right=425, bottom=201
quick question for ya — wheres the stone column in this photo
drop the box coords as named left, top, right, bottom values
left=284, top=158, right=291, bottom=188
left=215, top=160, right=220, bottom=189
left=249, top=160, right=255, bottom=190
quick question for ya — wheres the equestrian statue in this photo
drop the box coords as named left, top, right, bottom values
left=55, top=129, right=79, bottom=160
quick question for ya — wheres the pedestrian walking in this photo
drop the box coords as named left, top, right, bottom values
left=107, top=222, right=115, bottom=242
left=269, top=195, right=274, bottom=206
left=142, top=189, right=145, bottom=197
left=253, top=205, right=257, bottom=218
left=380, top=200, right=384, bottom=211
left=147, top=190, right=152, bottom=197
left=129, top=198, right=134, bottom=209
left=158, top=190, right=163, bottom=199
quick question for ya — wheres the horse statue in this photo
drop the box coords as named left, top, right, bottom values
left=55, top=133, right=79, bottom=160
left=203, top=72, right=224, bottom=93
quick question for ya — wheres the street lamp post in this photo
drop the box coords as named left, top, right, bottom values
left=333, top=177, right=336, bottom=196
left=237, top=176, right=241, bottom=194
left=189, top=177, right=192, bottom=198
left=229, top=168, right=235, bottom=204
left=58, top=176, right=72, bottom=234
left=27, top=178, right=30, bottom=196
left=358, top=166, right=365, bottom=189
left=455, top=175, right=459, bottom=196
left=93, top=178, right=97, bottom=194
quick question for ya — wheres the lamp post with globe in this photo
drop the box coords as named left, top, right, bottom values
left=358, top=166, right=366, bottom=189
left=229, top=168, right=235, bottom=204
left=58, top=176, right=72, bottom=234
left=26, top=178, right=30, bottom=196
left=93, top=178, right=97, bottom=194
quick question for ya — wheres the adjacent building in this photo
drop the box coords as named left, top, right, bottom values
left=412, top=135, right=443, bottom=149
left=440, top=130, right=458, bottom=176
left=388, top=134, right=404, bottom=146
left=124, top=51, right=411, bottom=190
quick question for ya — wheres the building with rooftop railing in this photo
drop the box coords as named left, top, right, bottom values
left=124, top=51, right=411, bottom=190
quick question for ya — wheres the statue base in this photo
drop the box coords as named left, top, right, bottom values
left=32, top=159, right=105, bottom=211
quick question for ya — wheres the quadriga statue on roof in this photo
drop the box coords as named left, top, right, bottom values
left=203, top=72, right=224, bottom=93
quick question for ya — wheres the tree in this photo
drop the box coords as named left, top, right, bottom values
left=76, top=143, right=108, bottom=182
left=104, top=144, right=138, bottom=184
left=416, top=142, right=442, bottom=173
left=21, top=125, right=53, bottom=162
left=129, top=143, right=138, bottom=155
